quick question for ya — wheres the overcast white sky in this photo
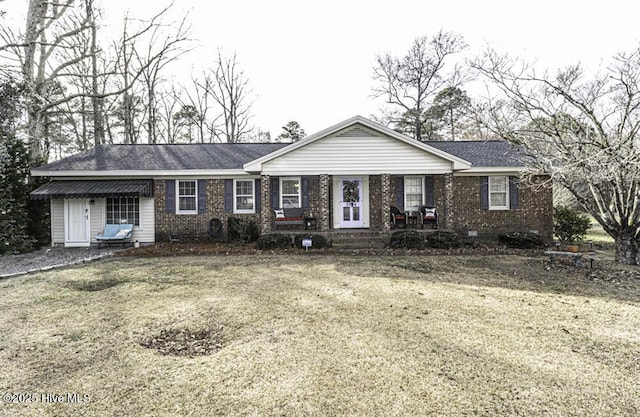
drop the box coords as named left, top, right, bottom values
left=3, top=0, right=640, bottom=138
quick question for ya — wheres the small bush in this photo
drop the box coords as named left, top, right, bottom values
left=498, top=231, right=545, bottom=249
left=553, top=206, right=591, bottom=243
left=294, top=234, right=331, bottom=249
left=424, top=231, right=461, bottom=249
left=256, top=234, right=292, bottom=250
left=227, top=217, right=259, bottom=243
left=389, top=230, right=425, bottom=249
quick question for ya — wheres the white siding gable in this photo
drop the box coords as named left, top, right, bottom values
left=262, top=125, right=455, bottom=175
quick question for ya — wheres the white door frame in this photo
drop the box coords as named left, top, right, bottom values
left=64, top=198, right=90, bottom=247
left=333, top=176, right=369, bottom=229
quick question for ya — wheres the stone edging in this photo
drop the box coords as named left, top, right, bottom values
left=0, top=252, right=115, bottom=280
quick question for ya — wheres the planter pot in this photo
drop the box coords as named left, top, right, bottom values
left=566, top=245, right=580, bottom=253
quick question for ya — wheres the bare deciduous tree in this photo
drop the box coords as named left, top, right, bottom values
left=131, top=13, right=191, bottom=143
left=372, top=31, right=467, bottom=141
left=472, top=47, right=640, bottom=264
left=178, top=73, right=219, bottom=143
left=0, top=0, right=191, bottom=157
left=205, top=50, right=253, bottom=143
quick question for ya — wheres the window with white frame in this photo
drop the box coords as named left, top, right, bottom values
left=489, top=176, right=509, bottom=210
left=234, top=179, right=255, bottom=213
left=177, top=180, right=197, bottom=214
left=106, top=196, right=139, bottom=225
left=280, top=177, right=301, bottom=208
left=404, top=176, right=424, bottom=211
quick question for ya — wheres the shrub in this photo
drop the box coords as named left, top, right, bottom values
left=227, top=217, right=259, bottom=243
left=389, top=230, right=425, bottom=249
left=553, top=206, right=591, bottom=243
left=256, top=234, right=292, bottom=250
left=498, top=231, right=545, bottom=249
left=424, top=231, right=461, bottom=249
left=294, top=234, right=331, bottom=249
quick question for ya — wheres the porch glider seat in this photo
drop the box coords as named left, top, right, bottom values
left=96, top=224, right=133, bottom=248
left=274, top=208, right=305, bottom=228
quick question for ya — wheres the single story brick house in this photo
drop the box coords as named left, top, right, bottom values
left=30, top=115, right=552, bottom=247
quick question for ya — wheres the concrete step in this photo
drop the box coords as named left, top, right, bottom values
left=325, top=232, right=388, bottom=249
left=330, top=238, right=386, bottom=249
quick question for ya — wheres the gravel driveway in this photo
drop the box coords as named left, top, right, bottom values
left=0, top=247, right=122, bottom=278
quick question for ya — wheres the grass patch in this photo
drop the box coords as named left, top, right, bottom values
left=586, top=217, right=615, bottom=248
left=0, top=255, right=639, bottom=416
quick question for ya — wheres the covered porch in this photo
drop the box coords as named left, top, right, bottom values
left=258, top=173, right=454, bottom=235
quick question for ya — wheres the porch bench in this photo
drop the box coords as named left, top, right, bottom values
left=274, top=208, right=305, bottom=228
left=96, top=224, right=133, bottom=248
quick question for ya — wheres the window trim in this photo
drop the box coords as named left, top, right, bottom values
left=403, top=176, right=424, bottom=212
left=233, top=178, right=255, bottom=214
left=106, top=196, right=140, bottom=226
left=176, top=179, right=198, bottom=214
left=488, top=176, right=510, bottom=210
left=280, top=176, right=301, bottom=209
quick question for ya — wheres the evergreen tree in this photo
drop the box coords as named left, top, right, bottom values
left=276, top=121, right=306, bottom=142
left=0, top=78, right=48, bottom=253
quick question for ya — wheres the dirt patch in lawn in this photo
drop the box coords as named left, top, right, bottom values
left=140, top=326, right=224, bottom=357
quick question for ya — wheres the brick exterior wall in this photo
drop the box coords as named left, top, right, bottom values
left=319, top=175, right=330, bottom=230
left=259, top=175, right=271, bottom=235
left=451, top=175, right=553, bottom=239
left=154, top=179, right=261, bottom=241
left=369, top=175, right=383, bottom=229
left=153, top=175, right=552, bottom=240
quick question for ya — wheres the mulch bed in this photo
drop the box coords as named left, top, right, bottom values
left=117, top=240, right=552, bottom=258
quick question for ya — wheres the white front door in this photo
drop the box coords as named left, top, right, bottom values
left=64, top=199, right=90, bottom=247
left=340, top=178, right=364, bottom=228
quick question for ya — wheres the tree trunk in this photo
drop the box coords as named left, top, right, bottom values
left=24, top=0, right=47, bottom=164
left=27, top=108, right=47, bottom=162
left=85, top=0, right=104, bottom=146
left=614, top=229, right=639, bottom=265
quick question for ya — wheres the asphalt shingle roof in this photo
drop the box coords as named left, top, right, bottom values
left=33, top=143, right=290, bottom=172
left=33, top=140, right=523, bottom=172
left=426, top=140, right=523, bottom=167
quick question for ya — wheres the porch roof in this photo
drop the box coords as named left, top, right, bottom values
left=30, top=179, right=154, bottom=200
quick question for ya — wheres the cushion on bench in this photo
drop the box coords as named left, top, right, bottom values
left=274, top=208, right=305, bottom=226
left=97, top=224, right=133, bottom=241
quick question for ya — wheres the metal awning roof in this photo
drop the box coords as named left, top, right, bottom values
left=30, top=179, right=154, bottom=200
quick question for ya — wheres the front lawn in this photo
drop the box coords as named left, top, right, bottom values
left=0, top=254, right=638, bottom=416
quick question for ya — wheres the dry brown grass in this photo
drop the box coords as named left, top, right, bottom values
left=0, top=254, right=639, bottom=416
